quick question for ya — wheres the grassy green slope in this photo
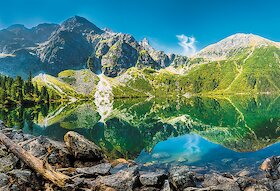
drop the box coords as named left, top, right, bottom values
left=33, top=74, right=79, bottom=99
left=58, top=69, right=99, bottom=96
left=111, top=67, right=155, bottom=98
left=167, top=46, right=280, bottom=95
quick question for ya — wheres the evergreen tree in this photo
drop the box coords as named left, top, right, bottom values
left=87, top=57, right=94, bottom=70
left=0, top=74, right=53, bottom=105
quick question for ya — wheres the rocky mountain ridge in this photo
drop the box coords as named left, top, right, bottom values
left=0, top=16, right=182, bottom=78
left=194, top=33, right=280, bottom=61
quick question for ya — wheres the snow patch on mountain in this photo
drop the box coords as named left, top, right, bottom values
left=0, top=53, right=15, bottom=58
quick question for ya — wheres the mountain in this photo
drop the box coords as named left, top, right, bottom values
left=195, top=33, right=280, bottom=61
left=183, top=33, right=280, bottom=94
left=32, top=33, right=280, bottom=100
left=1, top=16, right=279, bottom=96
left=109, top=33, right=280, bottom=97
left=139, top=38, right=174, bottom=68
left=0, top=23, right=59, bottom=53
left=0, top=16, right=180, bottom=78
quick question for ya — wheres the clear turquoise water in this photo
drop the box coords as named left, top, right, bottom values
left=1, top=95, right=279, bottom=173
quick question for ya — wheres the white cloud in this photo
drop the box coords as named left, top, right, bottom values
left=176, top=34, right=197, bottom=56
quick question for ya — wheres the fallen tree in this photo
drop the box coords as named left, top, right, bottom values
left=0, top=132, right=70, bottom=188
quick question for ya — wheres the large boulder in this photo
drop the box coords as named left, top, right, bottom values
left=169, top=166, right=196, bottom=190
left=260, top=156, right=280, bottom=179
left=64, top=131, right=103, bottom=160
left=98, top=166, right=140, bottom=191
left=202, top=174, right=240, bottom=191
left=273, top=179, right=280, bottom=191
left=139, top=172, right=167, bottom=187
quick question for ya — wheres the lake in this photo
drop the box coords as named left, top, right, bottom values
left=1, top=95, right=279, bottom=174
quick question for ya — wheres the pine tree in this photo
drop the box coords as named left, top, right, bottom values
left=87, top=57, right=94, bottom=70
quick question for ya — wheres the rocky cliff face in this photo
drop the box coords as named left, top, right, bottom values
left=0, top=16, right=186, bottom=78
left=36, top=16, right=103, bottom=74
left=139, top=38, right=175, bottom=68
left=0, top=23, right=59, bottom=53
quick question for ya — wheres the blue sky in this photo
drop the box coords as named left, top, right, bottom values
left=1, top=0, right=280, bottom=55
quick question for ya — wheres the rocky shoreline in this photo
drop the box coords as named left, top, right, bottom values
left=0, top=122, right=279, bottom=191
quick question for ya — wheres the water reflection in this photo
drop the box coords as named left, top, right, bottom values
left=0, top=95, right=279, bottom=172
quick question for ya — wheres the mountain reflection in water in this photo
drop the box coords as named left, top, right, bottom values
left=0, top=95, right=279, bottom=173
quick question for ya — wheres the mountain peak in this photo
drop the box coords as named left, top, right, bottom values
left=7, top=24, right=28, bottom=32
left=140, top=38, right=155, bottom=52
left=60, top=16, right=103, bottom=34
left=195, top=33, right=279, bottom=60
left=221, top=33, right=272, bottom=46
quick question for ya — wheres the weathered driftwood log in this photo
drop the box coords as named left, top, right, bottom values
left=0, top=132, right=70, bottom=188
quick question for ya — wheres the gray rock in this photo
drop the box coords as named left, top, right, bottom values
left=244, top=184, right=270, bottom=191
left=0, top=173, right=10, bottom=187
left=169, top=166, right=196, bottom=190
left=0, top=154, right=18, bottom=173
left=161, top=180, right=174, bottom=191
left=140, top=172, right=167, bottom=187
left=99, top=166, right=139, bottom=191
left=0, top=144, right=8, bottom=157
left=76, top=163, right=111, bottom=176
left=110, top=163, right=130, bottom=174
left=260, top=156, right=280, bottom=179
left=236, top=176, right=256, bottom=190
left=22, top=137, right=47, bottom=157
left=215, top=182, right=240, bottom=191
left=137, top=187, right=161, bottom=191
left=273, top=179, right=280, bottom=191
left=12, top=133, right=24, bottom=142
left=23, top=134, right=34, bottom=140
left=101, top=40, right=138, bottom=77
left=46, top=139, right=71, bottom=166
left=10, top=184, right=19, bottom=191
left=8, top=169, right=32, bottom=185
left=64, top=131, right=103, bottom=160
left=203, top=174, right=240, bottom=191
left=183, top=188, right=212, bottom=191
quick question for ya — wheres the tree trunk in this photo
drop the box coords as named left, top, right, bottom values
left=0, top=132, right=70, bottom=188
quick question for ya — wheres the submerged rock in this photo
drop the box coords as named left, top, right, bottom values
left=64, top=131, right=103, bottom=160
